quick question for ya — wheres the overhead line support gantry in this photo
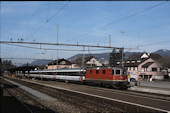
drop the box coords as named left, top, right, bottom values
left=0, top=41, right=133, bottom=50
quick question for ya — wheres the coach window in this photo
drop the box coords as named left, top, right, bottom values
left=96, top=70, right=99, bottom=74
left=102, top=70, right=106, bottom=74
left=116, top=70, right=121, bottom=75
left=90, top=70, right=93, bottom=74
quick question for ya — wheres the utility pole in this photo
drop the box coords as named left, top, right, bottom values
left=52, top=54, right=53, bottom=70
left=88, top=47, right=90, bottom=55
left=56, top=25, right=60, bottom=69
left=56, top=50, right=59, bottom=69
left=56, top=25, right=60, bottom=44
left=109, top=35, right=111, bottom=47
left=137, top=32, right=139, bottom=50
left=120, top=31, right=125, bottom=68
left=81, top=46, right=85, bottom=68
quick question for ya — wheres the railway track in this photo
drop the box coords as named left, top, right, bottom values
left=3, top=76, right=170, bottom=113
left=22, top=77, right=170, bottom=102
left=1, top=78, right=56, bottom=113
left=83, top=83, right=170, bottom=101
left=4, top=77, right=124, bottom=112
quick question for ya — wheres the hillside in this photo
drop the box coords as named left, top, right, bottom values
left=153, top=49, right=170, bottom=57
left=67, top=53, right=110, bottom=64
left=29, top=59, right=53, bottom=66
left=27, top=49, right=170, bottom=66
left=67, top=52, right=143, bottom=63
left=67, top=49, right=170, bottom=64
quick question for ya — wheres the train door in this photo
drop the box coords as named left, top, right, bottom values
left=112, top=69, right=115, bottom=80
left=53, top=72, right=56, bottom=80
left=108, top=69, right=113, bottom=80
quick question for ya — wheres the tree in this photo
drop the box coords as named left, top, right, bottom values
left=1, top=60, right=15, bottom=72
left=0, top=58, right=1, bottom=76
left=109, top=48, right=124, bottom=66
left=157, top=56, right=170, bottom=69
left=109, top=48, right=116, bottom=66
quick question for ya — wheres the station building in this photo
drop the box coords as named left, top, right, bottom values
left=71, top=56, right=103, bottom=68
left=47, top=58, right=72, bottom=69
left=117, top=53, right=164, bottom=81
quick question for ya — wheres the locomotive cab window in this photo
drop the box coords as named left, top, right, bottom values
left=102, top=70, right=106, bottom=74
left=96, top=70, right=99, bottom=74
left=115, top=70, right=121, bottom=75
left=90, top=70, right=93, bottom=74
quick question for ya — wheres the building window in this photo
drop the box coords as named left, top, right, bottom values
left=144, top=68, right=147, bottom=71
left=96, top=70, right=99, bottom=74
left=61, top=61, right=66, bottom=64
left=137, top=60, right=141, bottom=63
left=102, top=70, right=106, bottom=74
left=144, top=75, right=148, bottom=79
left=132, top=61, right=135, bottom=63
left=57, top=66, right=60, bottom=69
left=152, top=68, right=157, bottom=72
left=135, top=67, right=138, bottom=71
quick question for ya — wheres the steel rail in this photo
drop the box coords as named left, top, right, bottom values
left=3, top=85, right=34, bottom=113
left=4, top=76, right=170, bottom=112
left=75, top=83, right=170, bottom=102
left=2, top=78, right=57, bottom=113
left=24, top=78, right=169, bottom=113
left=33, top=83, right=125, bottom=112
left=24, top=77, right=170, bottom=102
left=8, top=77, right=125, bottom=112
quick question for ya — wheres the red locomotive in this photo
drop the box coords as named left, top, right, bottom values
left=85, top=67, right=129, bottom=89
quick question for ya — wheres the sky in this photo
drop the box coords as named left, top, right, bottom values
left=1, top=1, right=170, bottom=65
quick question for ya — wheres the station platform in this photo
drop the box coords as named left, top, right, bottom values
left=129, top=81, right=170, bottom=95
left=2, top=77, right=57, bottom=101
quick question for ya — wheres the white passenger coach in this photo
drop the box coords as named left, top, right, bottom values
left=25, top=68, right=86, bottom=82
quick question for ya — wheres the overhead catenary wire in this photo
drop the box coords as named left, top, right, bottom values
left=138, top=40, right=170, bottom=47
left=2, top=57, right=52, bottom=61
left=25, top=2, right=44, bottom=38
left=8, top=2, right=44, bottom=59
left=66, top=1, right=167, bottom=43
left=26, top=1, right=71, bottom=41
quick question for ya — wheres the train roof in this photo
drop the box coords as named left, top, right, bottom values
left=30, top=68, right=86, bottom=73
left=86, top=66, right=127, bottom=70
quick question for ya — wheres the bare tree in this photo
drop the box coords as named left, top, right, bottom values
left=1, top=60, right=15, bottom=72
